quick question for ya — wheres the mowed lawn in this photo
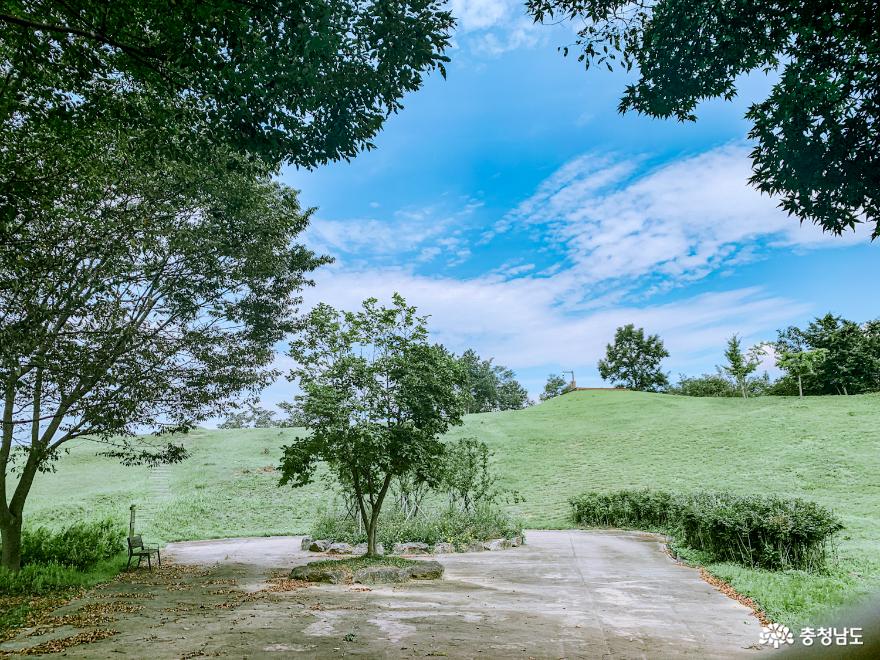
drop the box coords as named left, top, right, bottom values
left=21, top=390, right=880, bottom=627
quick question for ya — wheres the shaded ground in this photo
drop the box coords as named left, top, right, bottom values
left=0, top=530, right=763, bottom=658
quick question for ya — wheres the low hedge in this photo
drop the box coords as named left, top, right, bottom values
left=570, top=489, right=843, bottom=571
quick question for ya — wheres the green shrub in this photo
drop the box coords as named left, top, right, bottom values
left=311, top=504, right=522, bottom=550
left=669, top=373, right=772, bottom=397
left=20, top=519, right=125, bottom=571
left=570, top=489, right=842, bottom=571
left=0, top=555, right=127, bottom=595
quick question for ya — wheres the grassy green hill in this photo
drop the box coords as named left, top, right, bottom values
left=18, top=390, right=880, bottom=627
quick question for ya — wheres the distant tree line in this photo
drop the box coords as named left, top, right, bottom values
left=220, top=347, right=531, bottom=428
left=676, top=314, right=880, bottom=398
left=536, top=313, right=880, bottom=401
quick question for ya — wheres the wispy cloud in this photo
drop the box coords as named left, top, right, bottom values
left=497, top=144, right=869, bottom=288
left=304, top=201, right=482, bottom=267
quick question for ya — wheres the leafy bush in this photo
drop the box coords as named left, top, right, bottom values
left=0, top=556, right=126, bottom=595
left=440, top=438, right=498, bottom=512
left=20, top=519, right=125, bottom=571
left=669, top=373, right=738, bottom=397
left=570, top=489, right=843, bottom=571
left=311, top=504, right=522, bottom=550
left=669, top=372, right=773, bottom=397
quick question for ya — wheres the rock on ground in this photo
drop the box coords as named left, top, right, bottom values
left=308, top=539, right=330, bottom=552
left=353, top=543, right=385, bottom=555
left=353, top=566, right=410, bottom=584
left=326, top=542, right=354, bottom=555
left=407, top=560, right=444, bottom=580
left=392, top=542, right=430, bottom=555
left=289, top=564, right=347, bottom=584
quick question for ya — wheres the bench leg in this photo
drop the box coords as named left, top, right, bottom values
left=137, top=555, right=142, bottom=569
left=126, top=554, right=132, bottom=569
left=147, top=554, right=152, bottom=571
left=157, top=550, right=161, bottom=567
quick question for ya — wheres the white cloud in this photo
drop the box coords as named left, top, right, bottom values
left=304, top=201, right=481, bottom=266
left=502, top=144, right=869, bottom=286
left=301, top=267, right=808, bottom=376
left=470, top=17, right=543, bottom=56
left=449, top=0, right=513, bottom=32
left=446, top=0, right=550, bottom=57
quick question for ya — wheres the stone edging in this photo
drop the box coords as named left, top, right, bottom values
left=300, top=535, right=525, bottom=555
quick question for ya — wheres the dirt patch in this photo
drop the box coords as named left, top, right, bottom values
left=699, top=568, right=771, bottom=626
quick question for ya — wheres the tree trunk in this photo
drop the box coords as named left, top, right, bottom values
left=366, top=518, right=378, bottom=557
left=0, top=514, right=23, bottom=571
left=740, top=380, right=747, bottom=398
left=797, top=375, right=804, bottom=398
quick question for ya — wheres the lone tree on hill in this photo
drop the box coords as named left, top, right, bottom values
left=721, top=335, right=762, bottom=398
left=279, top=294, right=465, bottom=557
left=776, top=349, right=829, bottom=399
left=527, top=0, right=879, bottom=237
left=0, top=123, right=325, bottom=570
left=598, top=324, right=670, bottom=392
left=540, top=374, right=570, bottom=401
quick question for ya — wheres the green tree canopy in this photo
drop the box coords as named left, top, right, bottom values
left=721, top=335, right=762, bottom=398
left=1, top=0, right=454, bottom=168
left=458, top=349, right=529, bottom=413
left=527, top=0, right=879, bottom=237
left=776, top=314, right=880, bottom=395
left=539, top=374, right=570, bottom=401
left=776, top=349, right=829, bottom=398
left=598, top=324, right=669, bottom=392
left=279, top=294, right=465, bottom=556
left=0, top=120, right=326, bottom=570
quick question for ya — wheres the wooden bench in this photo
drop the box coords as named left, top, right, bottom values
left=127, top=534, right=161, bottom=570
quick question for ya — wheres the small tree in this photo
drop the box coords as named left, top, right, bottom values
left=279, top=294, right=465, bottom=556
left=777, top=349, right=829, bottom=398
left=721, top=335, right=761, bottom=398
left=598, top=324, right=669, bottom=391
left=219, top=402, right=277, bottom=429
left=496, top=373, right=530, bottom=410
left=540, top=374, right=569, bottom=401
left=458, top=350, right=529, bottom=412
left=441, top=438, right=497, bottom=514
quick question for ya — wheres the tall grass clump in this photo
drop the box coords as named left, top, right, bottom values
left=20, top=519, right=125, bottom=570
left=0, top=519, right=126, bottom=596
left=570, top=489, right=843, bottom=571
left=311, top=504, right=522, bottom=549
left=0, top=556, right=127, bottom=595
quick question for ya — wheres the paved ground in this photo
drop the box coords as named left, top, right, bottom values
left=1, top=530, right=764, bottom=658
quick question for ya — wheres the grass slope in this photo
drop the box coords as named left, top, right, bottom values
left=17, top=390, right=880, bottom=627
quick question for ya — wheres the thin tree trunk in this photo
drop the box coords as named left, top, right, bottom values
left=0, top=514, right=23, bottom=571
left=798, top=375, right=803, bottom=398
left=365, top=473, right=393, bottom=557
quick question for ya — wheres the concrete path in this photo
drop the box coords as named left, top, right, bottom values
left=165, top=529, right=763, bottom=657
left=1, top=530, right=764, bottom=658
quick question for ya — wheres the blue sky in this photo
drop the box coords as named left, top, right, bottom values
left=270, top=2, right=877, bottom=403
